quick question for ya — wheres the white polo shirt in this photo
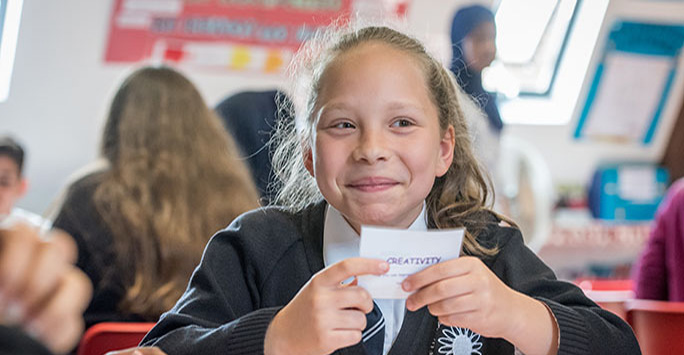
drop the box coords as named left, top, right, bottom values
left=322, top=204, right=428, bottom=355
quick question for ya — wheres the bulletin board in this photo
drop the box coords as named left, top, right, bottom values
left=574, top=20, right=684, bottom=144
left=104, top=0, right=410, bottom=73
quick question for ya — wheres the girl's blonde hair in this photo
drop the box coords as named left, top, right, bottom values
left=97, top=66, right=260, bottom=319
left=273, top=25, right=506, bottom=256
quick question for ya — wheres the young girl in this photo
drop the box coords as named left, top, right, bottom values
left=141, top=26, right=639, bottom=354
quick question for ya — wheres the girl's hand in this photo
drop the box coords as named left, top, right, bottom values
left=106, top=346, right=168, bottom=355
left=265, top=258, right=389, bottom=355
left=403, top=256, right=524, bottom=337
left=403, top=256, right=558, bottom=355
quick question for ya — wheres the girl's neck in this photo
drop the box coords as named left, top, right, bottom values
left=337, top=202, right=428, bottom=236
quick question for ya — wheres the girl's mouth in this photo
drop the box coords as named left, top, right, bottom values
left=347, top=177, right=399, bottom=192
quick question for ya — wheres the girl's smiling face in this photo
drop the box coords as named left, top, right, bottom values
left=305, top=42, right=455, bottom=233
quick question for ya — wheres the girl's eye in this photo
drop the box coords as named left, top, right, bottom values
left=333, top=121, right=355, bottom=129
left=391, top=119, right=414, bottom=128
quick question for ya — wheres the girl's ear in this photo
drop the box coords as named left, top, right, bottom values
left=17, top=178, right=28, bottom=198
left=303, top=148, right=315, bottom=177
left=436, top=125, right=455, bottom=177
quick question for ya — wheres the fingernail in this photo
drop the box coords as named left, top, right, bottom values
left=379, top=262, right=389, bottom=272
left=402, top=280, right=411, bottom=291
left=405, top=299, right=414, bottom=311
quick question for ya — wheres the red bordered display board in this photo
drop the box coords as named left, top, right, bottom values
left=104, top=0, right=409, bottom=73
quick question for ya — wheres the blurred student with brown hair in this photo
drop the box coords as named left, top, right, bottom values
left=51, top=66, right=260, bottom=327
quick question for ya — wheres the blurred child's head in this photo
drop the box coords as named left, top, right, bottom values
left=102, top=66, right=215, bottom=165
left=274, top=25, right=494, bottom=253
left=451, top=5, right=497, bottom=73
left=0, top=136, right=28, bottom=215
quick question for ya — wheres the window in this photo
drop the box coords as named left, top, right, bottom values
left=0, top=0, right=24, bottom=102
left=485, top=0, right=579, bottom=97
left=483, top=0, right=610, bottom=125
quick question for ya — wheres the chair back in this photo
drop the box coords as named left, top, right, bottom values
left=77, top=322, right=156, bottom=355
left=576, top=278, right=633, bottom=291
left=626, top=299, right=684, bottom=355
left=576, top=278, right=634, bottom=320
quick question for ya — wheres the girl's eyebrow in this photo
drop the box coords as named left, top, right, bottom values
left=321, top=101, right=425, bottom=113
left=385, top=101, right=425, bottom=112
left=319, top=102, right=352, bottom=113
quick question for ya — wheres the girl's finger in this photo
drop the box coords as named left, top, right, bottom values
left=406, top=274, right=474, bottom=311
left=25, top=266, right=92, bottom=337
left=316, top=258, right=388, bottom=287
left=334, top=286, right=374, bottom=313
left=403, top=257, right=481, bottom=293
left=33, top=315, right=84, bottom=354
left=0, top=226, right=39, bottom=318
left=331, top=309, right=367, bottom=331
left=426, top=293, right=480, bottom=317
left=45, top=228, right=78, bottom=264
left=437, top=309, right=478, bottom=329
left=18, top=242, right=65, bottom=319
left=326, top=330, right=363, bottom=352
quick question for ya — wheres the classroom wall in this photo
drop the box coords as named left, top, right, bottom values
left=1, top=0, right=682, bottom=215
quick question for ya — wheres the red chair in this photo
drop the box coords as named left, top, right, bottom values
left=626, top=299, right=684, bottom=355
left=575, top=278, right=633, bottom=292
left=575, top=278, right=634, bottom=320
left=77, top=322, right=156, bottom=355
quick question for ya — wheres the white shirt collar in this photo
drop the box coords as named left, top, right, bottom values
left=323, top=203, right=428, bottom=267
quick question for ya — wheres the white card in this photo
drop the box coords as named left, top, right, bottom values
left=358, top=226, right=463, bottom=299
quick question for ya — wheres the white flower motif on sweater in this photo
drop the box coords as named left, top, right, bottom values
left=437, top=326, right=483, bottom=355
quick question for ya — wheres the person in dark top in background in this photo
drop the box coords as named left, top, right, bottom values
left=633, top=178, right=684, bottom=301
left=215, top=90, right=293, bottom=204
left=51, top=66, right=260, bottom=329
left=450, top=5, right=502, bottom=136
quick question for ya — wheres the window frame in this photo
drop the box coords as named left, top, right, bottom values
left=0, top=0, right=25, bottom=102
left=491, top=0, right=582, bottom=97
left=492, top=0, right=611, bottom=125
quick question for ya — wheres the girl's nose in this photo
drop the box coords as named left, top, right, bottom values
left=352, top=130, right=389, bottom=164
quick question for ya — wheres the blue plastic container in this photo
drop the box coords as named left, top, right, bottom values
left=588, top=164, right=669, bottom=221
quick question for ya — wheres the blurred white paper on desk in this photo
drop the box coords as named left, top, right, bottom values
left=358, top=226, right=463, bottom=299
left=618, top=166, right=658, bottom=202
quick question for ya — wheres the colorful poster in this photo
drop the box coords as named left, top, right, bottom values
left=104, top=0, right=410, bottom=73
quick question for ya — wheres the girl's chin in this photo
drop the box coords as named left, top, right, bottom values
left=349, top=211, right=411, bottom=230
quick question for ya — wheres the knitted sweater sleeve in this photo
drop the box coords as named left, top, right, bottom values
left=487, top=227, right=640, bottom=355
left=140, top=216, right=282, bottom=354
